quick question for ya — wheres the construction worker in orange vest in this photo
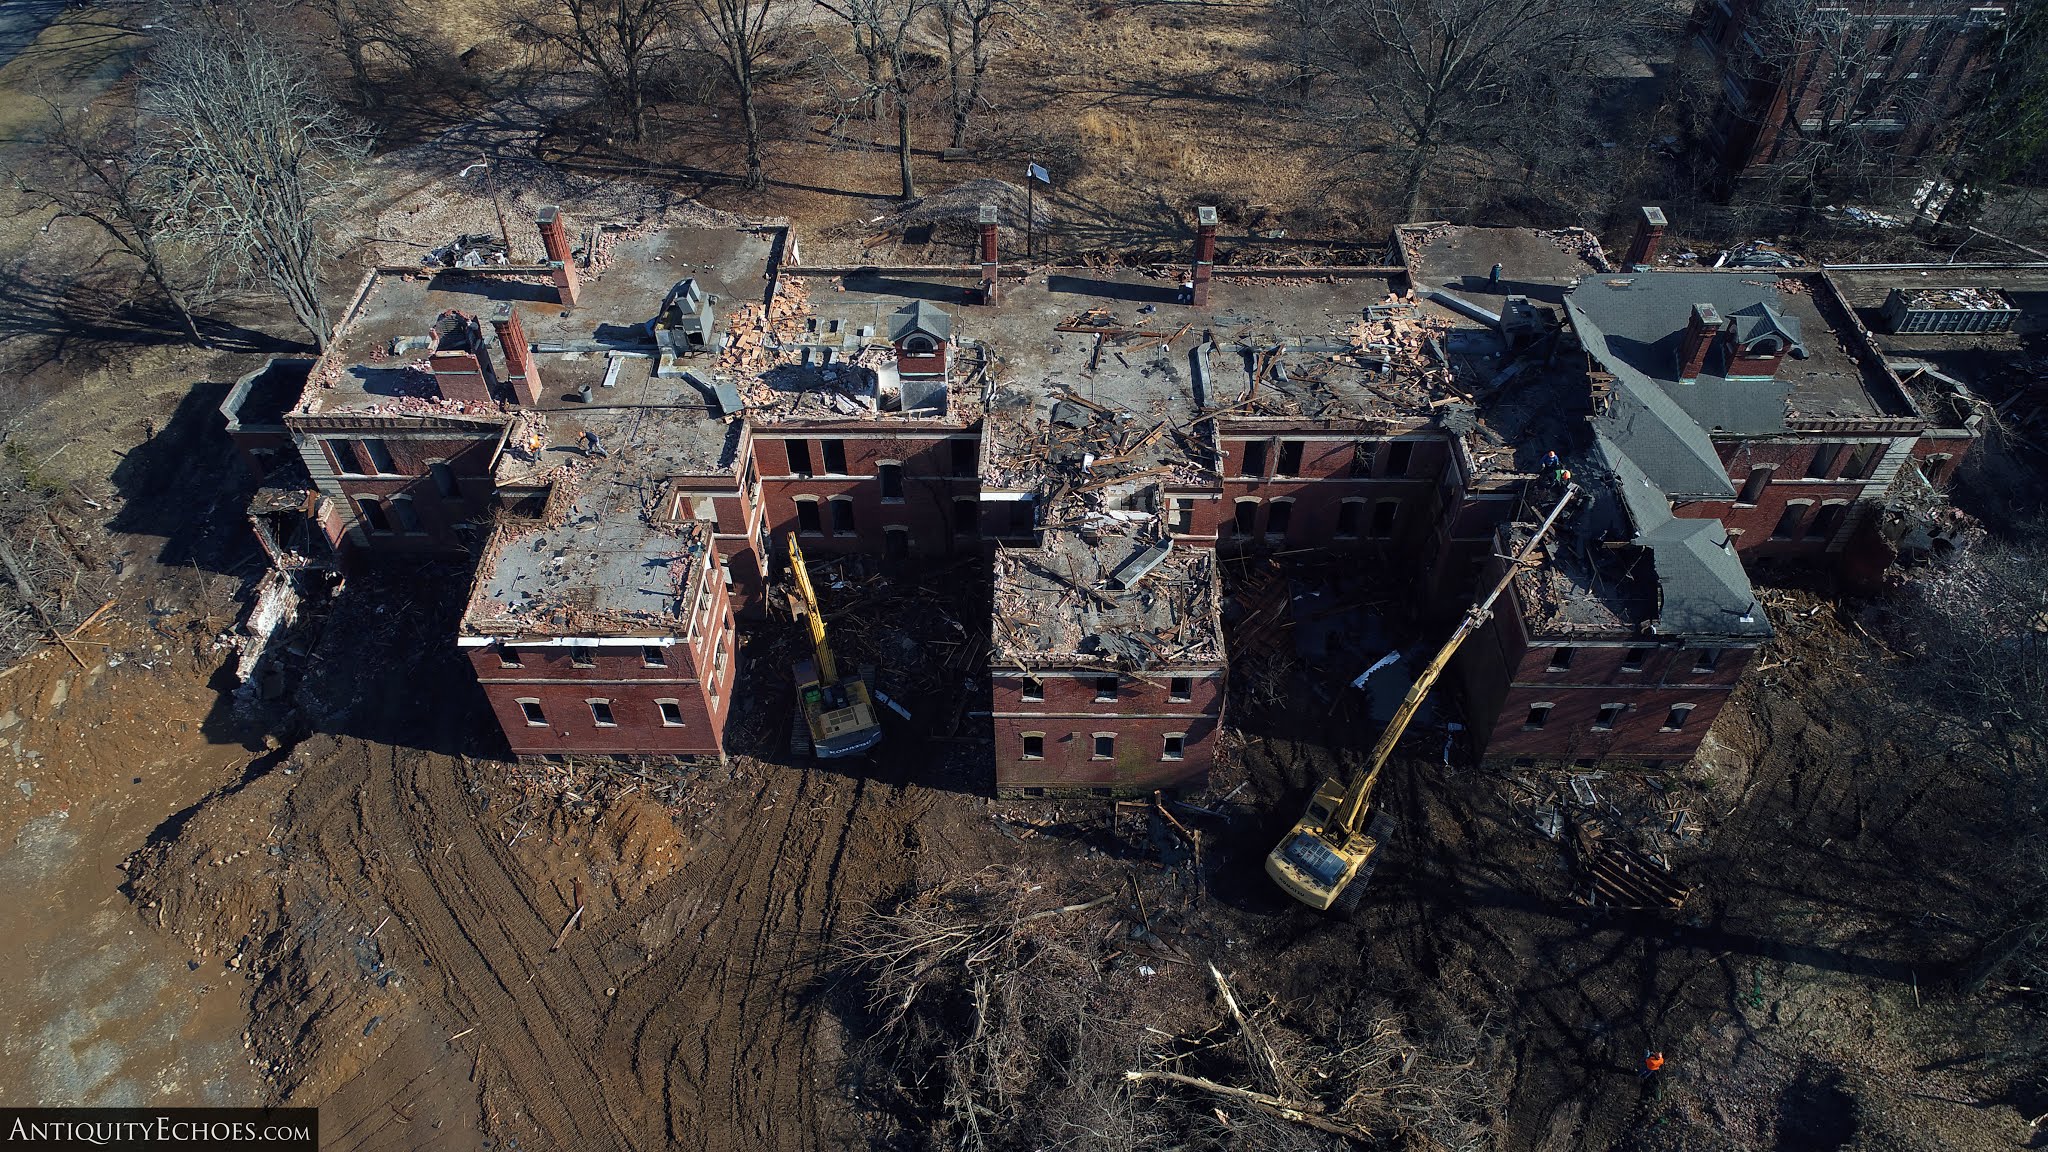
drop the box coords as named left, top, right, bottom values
left=1640, top=1050, right=1665, bottom=1081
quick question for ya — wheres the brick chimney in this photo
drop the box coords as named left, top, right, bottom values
left=536, top=206, right=580, bottom=308
left=1190, top=206, right=1218, bottom=307
left=429, top=310, right=496, bottom=406
left=977, top=204, right=1000, bottom=305
left=1624, top=206, right=1667, bottom=270
left=491, top=303, right=543, bottom=407
left=1677, top=303, right=1722, bottom=383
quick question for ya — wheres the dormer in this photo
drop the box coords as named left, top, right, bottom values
left=1723, top=301, right=1804, bottom=380
left=889, top=300, right=952, bottom=379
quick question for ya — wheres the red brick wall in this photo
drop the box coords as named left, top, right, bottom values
left=993, top=715, right=1218, bottom=794
left=469, top=548, right=739, bottom=757
left=1696, top=437, right=1904, bottom=558
left=1462, top=548, right=1754, bottom=766
left=313, top=431, right=501, bottom=552
left=760, top=429, right=980, bottom=557
left=1217, top=433, right=1447, bottom=549
left=991, top=669, right=1223, bottom=795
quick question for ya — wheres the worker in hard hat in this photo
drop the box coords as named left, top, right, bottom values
left=1640, top=1051, right=1665, bottom=1081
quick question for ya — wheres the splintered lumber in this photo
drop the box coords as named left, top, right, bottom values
left=550, top=904, right=585, bottom=951
left=1584, top=844, right=1691, bottom=911
left=1209, top=963, right=1290, bottom=1093
left=1123, top=1071, right=1374, bottom=1143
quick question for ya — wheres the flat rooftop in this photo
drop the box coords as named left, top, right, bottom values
left=299, top=226, right=779, bottom=417
left=1399, top=224, right=1611, bottom=309
left=991, top=524, right=1223, bottom=671
left=462, top=468, right=712, bottom=639
left=493, top=369, right=742, bottom=487
left=1826, top=264, right=2048, bottom=394
left=1509, top=487, right=1655, bottom=635
left=1569, top=270, right=1914, bottom=431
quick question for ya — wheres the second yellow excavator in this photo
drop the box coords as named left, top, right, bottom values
left=1267, top=485, right=1580, bottom=912
left=787, top=532, right=883, bottom=758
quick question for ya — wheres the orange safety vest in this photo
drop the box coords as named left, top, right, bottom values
left=1644, top=1053, right=1665, bottom=1073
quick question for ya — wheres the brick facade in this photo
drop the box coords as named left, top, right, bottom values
left=991, top=669, right=1225, bottom=794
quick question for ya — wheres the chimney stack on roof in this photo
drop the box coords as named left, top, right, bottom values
left=1190, top=206, right=1218, bottom=307
left=491, top=303, right=543, bottom=407
left=429, top=310, right=496, bottom=406
left=977, top=204, right=1000, bottom=305
left=536, top=206, right=580, bottom=308
left=1624, top=206, right=1667, bottom=270
left=1678, top=302, right=1722, bottom=383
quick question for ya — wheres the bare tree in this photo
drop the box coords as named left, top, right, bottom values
left=1317, top=0, right=1634, bottom=221
left=1883, top=522, right=2048, bottom=990
left=931, top=0, right=1010, bottom=150
left=679, top=0, right=784, bottom=189
left=145, top=27, right=366, bottom=350
left=307, top=0, right=426, bottom=106
left=18, top=104, right=206, bottom=345
left=1721, top=1, right=1991, bottom=204
left=517, top=0, right=677, bottom=142
left=816, top=0, right=934, bottom=201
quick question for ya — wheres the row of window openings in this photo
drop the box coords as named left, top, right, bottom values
left=786, top=440, right=977, bottom=480
left=794, top=496, right=1031, bottom=537
left=519, top=699, right=689, bottom=728
left=1230, top=498, right=1399, bottom=538
left=1525, top=702, right=1695, bottom=732
left=1019, top=733, right=1184, bottom=761
left=1738, top=444, right=1885, bottom=503
left=501, top=645, right=678, bottom=669
left=1239, top=439, right=1413, bottom=479
left=1019, top=676, right=1194, bottom=703
left=1546, top=646, right=1723, bottom=674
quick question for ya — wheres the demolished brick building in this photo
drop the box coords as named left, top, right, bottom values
left=223, top=201, right=1982, bottom=791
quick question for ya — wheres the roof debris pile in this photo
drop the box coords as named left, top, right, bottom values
left=718, top=278, right=982, bottom=423
left=992, top=525, right=1223, bottom=671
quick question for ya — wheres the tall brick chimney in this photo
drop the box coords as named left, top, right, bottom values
left=1624, top=206, right=1668, bottom=270
left=977, top=204, right=1000, bottom=305
left=1190, top=206, right=1218, bottom=307
left=1677, top=303, right=1722, bottom=383
left=536, top=206, right=580, bottom=308
left=491, top=303, right=543, bottom=407
left=429, top=310, right=496, bottom=406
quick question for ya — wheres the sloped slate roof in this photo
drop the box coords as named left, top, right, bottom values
left=1638, top=517, right=1771, bottom=639
left=1571, top=296, right=1736, bottom=499
left=1727, top=301, right=1803, bottom=352
left=888, top=299, right=953, bottom=343
left=1569, top=273, right=1791, bottom=437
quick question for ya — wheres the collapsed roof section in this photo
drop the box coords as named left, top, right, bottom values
left=991, top=522, right=1223, bottom=672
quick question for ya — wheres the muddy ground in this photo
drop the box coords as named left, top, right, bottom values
left=90, top=537, right=2043, bottom=1152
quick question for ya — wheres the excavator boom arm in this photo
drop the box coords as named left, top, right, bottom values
left=786, top=533, right=840, bottom=685
left=1323, top=484, right=1580, bottom=838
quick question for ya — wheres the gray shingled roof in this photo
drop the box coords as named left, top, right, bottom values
left=1638, top=517, right=1772, bottom=639
left=889, top=300, right=953, bottom=343
left=1569, top=273, right=1792, bottom=437
left=1727, top=301, right=1803, bottom=352
left=1571, top=302, right=1737, bottom=499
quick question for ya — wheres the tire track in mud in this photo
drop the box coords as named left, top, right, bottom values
left=362, top=745, right=614, bottom=1147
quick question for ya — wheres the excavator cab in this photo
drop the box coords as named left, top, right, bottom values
left=1265, top=776, right=1394, bottom=912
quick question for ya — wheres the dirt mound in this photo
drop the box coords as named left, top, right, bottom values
left=125, top=738, right=421, bottom=1105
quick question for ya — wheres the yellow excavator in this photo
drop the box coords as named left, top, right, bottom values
left=1267, top=485, right=1580, bottom=912
left=787, top=532, right=884, bottom=759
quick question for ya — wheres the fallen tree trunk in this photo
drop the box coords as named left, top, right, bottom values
left=1123, top=1070, right=1374, bottom=1142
